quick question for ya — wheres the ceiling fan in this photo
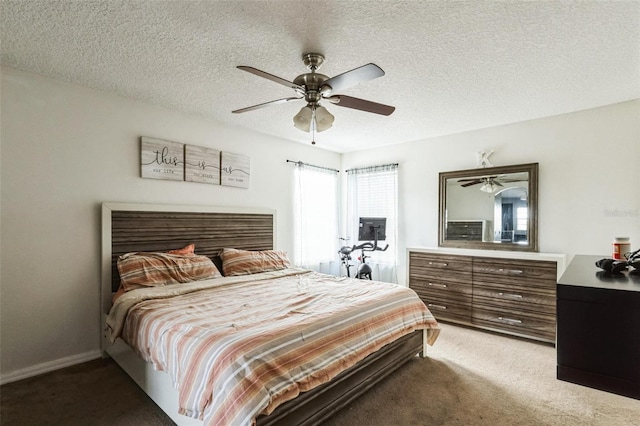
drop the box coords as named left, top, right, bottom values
left=232, top=53, right=395, bottom=144
left=458, top=175, right=525, bottom=193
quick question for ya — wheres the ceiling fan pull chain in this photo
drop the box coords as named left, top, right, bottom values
left=311, top=106, right=316, bottom=145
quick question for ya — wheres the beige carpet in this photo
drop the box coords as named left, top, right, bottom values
left=325, top=323, right=639, bottom=426
left=1, top=323, right=638, bottom=425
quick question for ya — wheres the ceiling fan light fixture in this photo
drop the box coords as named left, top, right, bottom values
left=293, top=104, right=334, bottom=133
left=314, top=105, right=334, bottom=132
left=480, top=182, right=496, bottom=193
left=293, top=105, right=313, bottom=132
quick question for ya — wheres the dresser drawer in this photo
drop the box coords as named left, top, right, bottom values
left=472, top=285, right=556, bottom=314
left=415, top=292, right=472, bottom=323
left=472, top=257, right=556, bottom=289
left=411, top=278, right=472, bottom=300
left=472, top=305, right=556, bottom=342
left=471, top=279, right=556, bottom=298
left=410, top=252, right=472, bottom=274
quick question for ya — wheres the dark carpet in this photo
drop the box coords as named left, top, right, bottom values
left=0, top=357, right=174, bottom=426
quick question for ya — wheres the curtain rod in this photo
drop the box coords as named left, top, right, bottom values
left=286, top=160, right=340, bottom=173
left=345, top=163, right=399, bottom=173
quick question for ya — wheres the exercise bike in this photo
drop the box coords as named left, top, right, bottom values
left=338, top=235, right=389, bottom=280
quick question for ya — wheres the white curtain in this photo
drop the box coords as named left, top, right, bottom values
left=346, top=163, right=398, bottom=283
left=293, top=162, right=340, bottom=275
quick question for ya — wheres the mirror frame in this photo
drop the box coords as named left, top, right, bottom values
left=438, top=162, right=539, bottom=252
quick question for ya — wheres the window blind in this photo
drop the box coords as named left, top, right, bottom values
left=346, top=163, right=398, bottom=282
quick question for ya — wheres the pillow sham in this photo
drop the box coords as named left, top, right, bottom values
left=117, top=251, right=222, bottom=292
left=219, top=248, right=291, bottom=276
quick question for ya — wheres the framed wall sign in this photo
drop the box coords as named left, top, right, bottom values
left=140, top=137, right=184, bottom=181
left=185, top=145, right=221, bottom=185
left=221, top=151, right=250, bottom=189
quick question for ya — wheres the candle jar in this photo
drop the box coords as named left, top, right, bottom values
left=612, top=237, right=631, bottom=260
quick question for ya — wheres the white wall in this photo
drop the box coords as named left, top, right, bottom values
left=342, top=100, right=640, bottom=285
left=0, top=67, right=341, bottom=381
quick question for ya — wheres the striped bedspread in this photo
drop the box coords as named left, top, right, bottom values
left=106, top=268, right=439, bottom=426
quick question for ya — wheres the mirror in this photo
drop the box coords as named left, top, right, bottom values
left=438, top=163, right=538, bottom=252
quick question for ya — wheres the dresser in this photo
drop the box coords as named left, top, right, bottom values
left=557, top=255, right=640, bottom=399
left=408, top=248, right=565, bottom=343
left=445, top=220, right=485, bottom=241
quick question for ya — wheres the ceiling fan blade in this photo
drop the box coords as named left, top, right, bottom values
left=460, top=180, right=482, bottom=187
left=326, top=95, right=395, bottom=116
left=321, top=63, right=384, bottom=94
left=237, top=66, right=304, bottom=91
left=494, top=181, right=504, bottom=187
left=232, top=97, right=302, bottom=114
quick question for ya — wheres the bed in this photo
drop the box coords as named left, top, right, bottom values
left=101, top=202, right=439, bottom=426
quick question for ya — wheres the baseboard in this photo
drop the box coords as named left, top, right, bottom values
left=0, top=350, right=102, bottom=385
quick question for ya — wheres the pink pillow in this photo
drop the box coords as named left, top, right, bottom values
left=167, top=243, right=196, bottom=256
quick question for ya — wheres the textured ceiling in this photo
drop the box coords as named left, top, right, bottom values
left=1, top=1, right=639, bottom=153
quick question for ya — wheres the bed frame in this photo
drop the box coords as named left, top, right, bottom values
left=101, top=202, right=427, bottom=425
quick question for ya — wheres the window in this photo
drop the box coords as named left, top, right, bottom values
left=346, top=163, right=398, bottom=283
left=516, top=207, right=528, bottom=231
left=293, top=162, right=339, bottom=274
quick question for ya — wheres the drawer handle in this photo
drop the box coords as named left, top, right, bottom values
left=496, top=268, right=524, bottom=275
left=428, top=262, right=448, bottom=267
left=428, top=282, right=448, bottom=288
left=497, top=292, right=523, bottom=299
left=497, top=316, right=522, bottom=325
left=428, top=303, right=447, bottom=310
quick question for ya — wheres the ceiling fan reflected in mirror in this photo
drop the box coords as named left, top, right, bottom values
left=232, top=53, right=395, bottom=144
left=458, top=175, right=525, bottom=193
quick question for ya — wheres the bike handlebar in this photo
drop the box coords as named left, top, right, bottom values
left=352, top=242, right=388, bottom=252
left=339, top=240, right=389, bottom=257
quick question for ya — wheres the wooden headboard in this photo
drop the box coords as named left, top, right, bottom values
left=101, top=202, right=276, bottom=318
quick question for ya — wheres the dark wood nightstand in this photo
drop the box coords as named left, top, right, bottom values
left=557, top=255, right=640, bottom=400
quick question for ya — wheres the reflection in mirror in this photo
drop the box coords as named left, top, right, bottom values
left=439, top=163, right=538, bottom=252
left=493, top=186, right=528, bottom=243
